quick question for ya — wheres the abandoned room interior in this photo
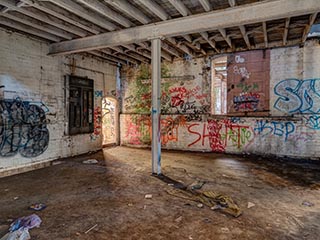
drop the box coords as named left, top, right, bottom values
left=0, top=0, right=320, bottom=239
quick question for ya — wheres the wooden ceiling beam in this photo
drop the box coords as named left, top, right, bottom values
left=239, top=25, right=251, bottom=49
left=262, top=21, right=268, bottom=47
left=48, top=0, right=320, bottom=55
left=302, top=12, right=318, bottom=42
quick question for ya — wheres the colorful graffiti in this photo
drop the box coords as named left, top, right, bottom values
left=188, top=119, right=253, bottom=151
left=94, top=90, right=103, bottom=98
left=254, top=120, right=295, bottom=141
left=0, top=97, right=49, bottom=157
left=304, top=115, right=320, bottom=130
left=233, top=65, right=251, bottom=79
left=123, top=64, right=210, bottom=118
left=92, top=106, right=102, bottom=136
left=274, top=78, right=320, bottom=114
left=233, top=92, right=260, bottom=111
left=102, top=98, right=117, bottom=145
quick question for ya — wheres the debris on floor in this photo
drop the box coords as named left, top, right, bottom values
left=197, top=203, right=204, bottom=208
left=28, top=203, right=46, bottom=211
left=82, top=159, right=98, bottom=164
left=302, top=201, right=314, bottom=207
left=175, top=216, right=183, bottom=223
left=84, top=224, right=98, bottom=234
left=1, top=214, right=41, bottom=240
left=247, top=202, right=255, bottom=209
left=166, top=188, right=242, bottom=217
left=145, top=194, right=153, bottom=199
left=189, top=180, right=206, bottom=190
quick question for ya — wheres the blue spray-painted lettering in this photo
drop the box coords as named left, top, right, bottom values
left=274, top=78, right=320, bottom=114
left=254, top=120, right=295, bottom=141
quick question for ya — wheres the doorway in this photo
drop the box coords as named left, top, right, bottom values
left=101, top=97, right=118, bottom=146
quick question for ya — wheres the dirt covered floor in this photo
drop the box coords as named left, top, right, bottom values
left=1, top=147, right=320, bottom=240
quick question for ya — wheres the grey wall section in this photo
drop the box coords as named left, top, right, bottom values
left=0, top=29, right=117, bottom=176
left=120, top=40, right=320, bottom=160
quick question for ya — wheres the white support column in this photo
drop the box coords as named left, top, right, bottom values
left=151, top=38, right=161, bottom=175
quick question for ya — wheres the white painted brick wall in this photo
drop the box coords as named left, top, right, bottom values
left=0, top=29, right=117, bottom=175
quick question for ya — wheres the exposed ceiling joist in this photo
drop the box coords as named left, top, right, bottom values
left=200, top=32, right=219, bottom=53
left=0, top=0, right=87, bottom=36
left=219, top=28, right=233, bottom=48
left=302, top=12, right=318, bottom=42
left=262, top=21, right=268, bottom=47
left=166, top=37, right=193, bottom=56
left=49, top=0, right=320, bottom=55
left=283, top=17, right=290, bottom=45
left=228, top=0, right=236, bottom=7
left=104, top=0, right=150, bottom=25
left=90, top=50, right=127, bottom=65
left=77, top=0, right=133, bottom=28
left=42, top=0, right=117, bottom=31
left=168, top=0, right=191, bottom=17
left=20, top=0, right=99, bottom=34
left=0, top=12, right=73, bottom=39
left=0, top=17, right=60, bottom=41
left=198, top=0, right=212, bottom=12
left=101, top=49, right=140, bottom=65
left=239, top=25, right=251, bottom=49
left=136, top=0, right=170, bottom=21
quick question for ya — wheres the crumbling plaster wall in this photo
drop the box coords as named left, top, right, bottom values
left=0, top=29, right=117, bottom=176
left=120, top=40, right=320, bottom=160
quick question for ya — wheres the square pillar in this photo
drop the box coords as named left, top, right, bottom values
left=151, top=38, right=161, bottom=175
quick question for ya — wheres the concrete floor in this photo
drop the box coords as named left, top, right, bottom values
left=1, top=147, right=320, bottom=240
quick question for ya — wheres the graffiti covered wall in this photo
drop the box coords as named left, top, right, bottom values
left=121, top=42, right=320, bottom=160
left=0, top=29, right=117, bottom=175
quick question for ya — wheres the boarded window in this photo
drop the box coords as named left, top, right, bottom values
left=226, top=50, right=270, bottom=115
left=67, top=75, right=94, bottom=135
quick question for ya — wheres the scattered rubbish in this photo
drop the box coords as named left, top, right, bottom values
left=310, top=183, right=320, bottom=190
left=175, top=216, right=183, bottom=223
left=9, top=214, right=41, bottom=232
left=28, top=203, right=46, bottom=211
left=154, top=174, right=186, bottom=190
left=145, top=194, right=153, bottom=199
left=143, top=205, right=147, bottom=210
left=188, top=236, right=193, bottom=240
left=82, top=159, right=98, bottom=164
left=211, top=205, right=222, bottom=211
left=302, top=201, right=314, bottom=207
left=222, top=174, right=229, bottom=178
left=0, top=228, right=30, bottom=240
left=197, top=203, right=204, bottom=208
left=203, top=218, right=212, bottom=223
left=247, top=202, right=255, bottom=209
left=52, top=161, right=63, bottom=166
left=221, top=227, right=230, bottom=233
left=75, top=232, right=81, bottom=236
left=190, top=180, right=206, bottom=190
left=1, top=214, right=41, bottom=240
left=13, top=197, right=19, bottom=200
left=127, top=203, right=133, bottom=207
left=84, top=224, right=98, bottom=234
left=166, top=188, right=242, bottom=217
left=168, top=183, right=174, bottom=186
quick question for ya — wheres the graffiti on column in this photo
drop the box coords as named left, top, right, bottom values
left=0, top=97, right=49, bottom=157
